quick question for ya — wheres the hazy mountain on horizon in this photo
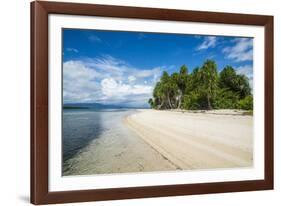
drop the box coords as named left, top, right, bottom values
left=63, top=102, right=149, bottom=109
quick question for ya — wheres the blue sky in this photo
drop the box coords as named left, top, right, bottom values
left=63, top=29, right=253, bottom=107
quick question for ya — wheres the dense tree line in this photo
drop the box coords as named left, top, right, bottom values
left=148, top=60, right=253, bottom=110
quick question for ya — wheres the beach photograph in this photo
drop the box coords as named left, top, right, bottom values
left=62, top=29, right=253, bottom=176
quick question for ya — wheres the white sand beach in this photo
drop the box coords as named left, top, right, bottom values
left=63, top=109, right=253, bottom=176
left=124, top=109, right=253, bottom=170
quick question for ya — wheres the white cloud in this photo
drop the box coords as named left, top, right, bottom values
left=128, top=75, right=136, bottom=82
left=236, top=65, right=253, bottom=79
left=236, top=65, right=253, bottom=88
left=66, top=48, right=78, bottom=53
left=101, top=78, right=152, bottom=98
left=196, top=36, right=217, bottom=50
left=222, top=38, right=253, bottom=62
left=63, top=56, right=162, bottom=107
left=136, top=69, right=159, bottom=78
left=63, top=61, right=102, bottom=103
left=138, top=33, right=146, bottom=40
left=88, top=35, right=102, bottom=43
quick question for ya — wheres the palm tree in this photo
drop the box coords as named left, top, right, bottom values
left=149, top=60, right=252, bottom=111
left=200, top=60, right=218, bottom=110
left=148, top=98, right=154, bottom=108
left=219, top=66, right=251, bottom=99
left=160, top=71, right=174, bottom=109
left=176, top=65, right=188, bottom=109
left=153, top=82, right=165, bottom=109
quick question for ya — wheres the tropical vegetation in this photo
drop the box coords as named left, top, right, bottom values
left=148, top=60, right=253, bottom=110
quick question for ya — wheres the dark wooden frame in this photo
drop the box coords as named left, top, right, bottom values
left=31, top=0, right=274, bottom=204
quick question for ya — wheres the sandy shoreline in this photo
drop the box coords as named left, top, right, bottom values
left=63, top=109, right=177, bottom=176
left=63, top=109, right=253, bottom=176
left=124, top=109, right=253, bottom=170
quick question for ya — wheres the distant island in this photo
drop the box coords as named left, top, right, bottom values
left=148, top=60, right=253, bottom=111
left=63, top=103, right=149, bottom=110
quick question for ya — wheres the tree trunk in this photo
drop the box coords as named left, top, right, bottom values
left=207, top=94, right=212, bottom=110
left=167, top=94, right=173, bottom=109
left=177, top=91, right=182, bottom=109
left=158, top=100, right=164, bottom=109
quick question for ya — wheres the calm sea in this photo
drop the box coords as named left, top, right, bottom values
left=62, top=109, right=137, bottom=169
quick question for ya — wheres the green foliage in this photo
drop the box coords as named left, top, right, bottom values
left=219, top=66, right=251, bottom=99
left=177, top=65, right=188, bottom=92
left=219, top=66, right=237, bottom=89
left=183, top=91, right=205, bottom=110
left=238, top=95, right=253, bottom=110
left=199, top=60, right=218, bottom=109
left=148, top=98, right=155, bottom=109
left=235, top=75, right=251, bottom=98
left=213, top=89, right=239, bottom=109
left=149, top=60, right=253, bottom=110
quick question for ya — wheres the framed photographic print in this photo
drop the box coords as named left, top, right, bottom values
left=30, top=1, right=274, bottom=204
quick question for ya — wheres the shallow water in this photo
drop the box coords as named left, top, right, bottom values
left=63, top=109, right=134, bottom=162
left=62, top=108, right=176, bottom=176
left=63, top=109, right=137, bottom=173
